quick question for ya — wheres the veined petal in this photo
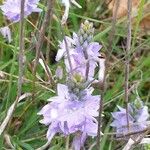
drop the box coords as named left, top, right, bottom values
left=57, top=84, right=69, bottom=98
left=55, top=48, right=66, bottom=61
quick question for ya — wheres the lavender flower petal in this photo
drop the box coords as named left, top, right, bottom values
left=0, top=0, right=42, bottom=22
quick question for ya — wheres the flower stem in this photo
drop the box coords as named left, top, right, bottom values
left=125, top=0, right=132, bottom=131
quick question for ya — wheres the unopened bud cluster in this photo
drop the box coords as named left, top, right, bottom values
left=67, top=76, right=88, bottom=101
left=78, top=20, right=94, bottom=47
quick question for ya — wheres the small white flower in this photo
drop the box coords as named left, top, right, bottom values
left=61, top=0, right=82, bottom=24
left=0, top=26, right=12, bottom=43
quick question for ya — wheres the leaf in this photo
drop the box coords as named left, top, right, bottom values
left=18, top=141, right=34, bottom=150
left=18, top=108, right=38, bottom=136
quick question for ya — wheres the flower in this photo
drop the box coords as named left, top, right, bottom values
left=0, top=26, right=12, bottom=43
left=61, top=0, right=82, bottom=24
left=111, top=99, right=149, bottom=138
left=55, top=20, right=102, bottom=81
left=0, top=0, right=42, bottom=22
left=38, top=83, right=100, bottom=150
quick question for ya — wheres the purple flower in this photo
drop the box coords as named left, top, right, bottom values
left=38, top=83, right=100, bottom=150
left=57, top=35, right=101, bottom=80
left=55, top=21, right=102, bottom=81
left=0, top=26, right=12, bottom=43
left=0, top=0, right=42, bottom=22
left=111, top=100, right=149, bottom=137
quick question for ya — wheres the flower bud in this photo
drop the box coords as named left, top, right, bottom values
left=78, top=20, right=95, bottom=48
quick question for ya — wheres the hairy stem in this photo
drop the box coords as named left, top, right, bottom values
left=96, top=1, right=120, bottom=149
left=125, top=0, right=132, bottom=130
left=32, top=0, right=54, bottom=100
